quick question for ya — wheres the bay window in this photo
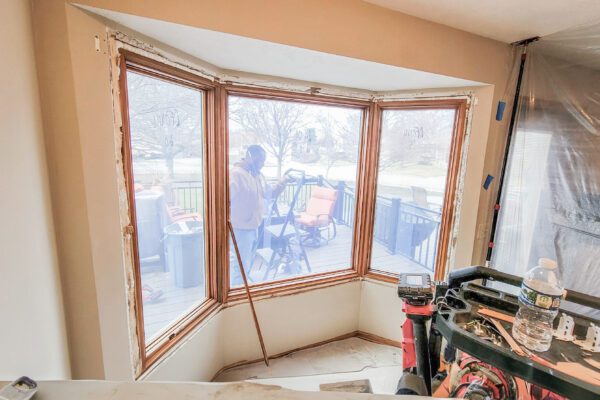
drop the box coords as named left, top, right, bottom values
left=116, top=51, right=468, bottom=374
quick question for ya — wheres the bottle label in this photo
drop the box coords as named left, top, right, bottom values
left=519, top=283, right=561, bottom=310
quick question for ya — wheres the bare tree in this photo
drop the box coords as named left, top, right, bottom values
left=127, top=72, right=202, bottom=183
left=316, top=112, right=361, bottom=178
left=378, top=109, right=454, bottom=170
left=229, top=97, right=307, bottom=178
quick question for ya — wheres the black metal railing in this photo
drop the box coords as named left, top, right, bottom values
left=171, top=175, right=442, bottom=271
left=378, top=200, right=441, bottom=271
left=171, top=181, right=203, bottom=213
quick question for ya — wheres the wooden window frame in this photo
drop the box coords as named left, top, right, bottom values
left=361, top=99, right=468, bottom=283
left=116, top=48, right=469, bottom=375
left=222, top=85, right=370, bottom=302
left=118, top=50, right=221, bottom=374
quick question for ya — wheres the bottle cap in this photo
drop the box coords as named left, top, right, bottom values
left=539, top=258, right=558, bottom=269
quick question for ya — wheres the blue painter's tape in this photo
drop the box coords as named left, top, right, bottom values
left=483, top=174, right=494, bottom=190
left=496, top=101, right=506, bottom=121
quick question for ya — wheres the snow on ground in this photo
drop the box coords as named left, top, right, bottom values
left=133, top=157, right=447, bottom=204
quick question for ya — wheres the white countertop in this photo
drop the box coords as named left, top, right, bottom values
left=2, top=380, right=438, bottom=400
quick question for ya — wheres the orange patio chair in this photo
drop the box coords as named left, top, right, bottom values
left=295, top=186, right=338, bottom=247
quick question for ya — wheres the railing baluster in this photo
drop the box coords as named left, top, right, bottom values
left=185, top=186, right=188, bottom=211
left=171, top=179, right=443, bottom=270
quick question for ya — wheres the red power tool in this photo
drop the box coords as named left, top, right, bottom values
left=396, top=273, right=435, bottom=395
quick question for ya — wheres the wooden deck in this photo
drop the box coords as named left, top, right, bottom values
left=141, top=270, right=207, bottom=341
left=141, top=224, right=432, bottom=341
left=245, top=224, right=432, bottom=283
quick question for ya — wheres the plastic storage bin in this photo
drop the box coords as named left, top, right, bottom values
left=164, top=221, right=204, bottom=288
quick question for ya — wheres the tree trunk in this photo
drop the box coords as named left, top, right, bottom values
left=276, top=156, right=282, bottom=179
left=325, top=163, right=332, bottom=179
left=164, top=129, right=175, bottom=203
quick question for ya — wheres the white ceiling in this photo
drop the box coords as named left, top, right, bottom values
left=80, top=5, right=482, bottom=92
left=365, top=0, right=600, bottom=43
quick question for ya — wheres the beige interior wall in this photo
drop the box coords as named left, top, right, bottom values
left=142, top=311, right=224, bottom=381
left=358, top=281, right=405, bottom=343
left=220, top=282, right=361, bottom=367
left=73, top=0, right=510, bottom=84
left=452, top=85, right=497, bottom=268
left=29, top=0, right=514, bottom=379
left=472, top=58, right=518, bottom=265
left=0, top=0, right=70, bottom=380
left=143, top=282, right=361, bottom=381
left=31, top=0, right=106, bottom=379
left=64, top=5, right=136, bottom=381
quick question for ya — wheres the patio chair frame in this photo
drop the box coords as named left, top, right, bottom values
left=253, top=169, right=312, bottom=280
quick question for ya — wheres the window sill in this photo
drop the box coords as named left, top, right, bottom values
left=364, top=269, right=401, bottom=284
left=225, top=269, right=360, bottom=303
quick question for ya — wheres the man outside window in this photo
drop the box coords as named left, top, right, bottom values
left=229, top=145, right=288, bottom=286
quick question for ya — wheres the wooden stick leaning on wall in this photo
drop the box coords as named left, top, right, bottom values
left=227, top=220, right=270, bottom=366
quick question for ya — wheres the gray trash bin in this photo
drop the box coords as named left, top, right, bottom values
left=164, top=221, right=204, bottom=288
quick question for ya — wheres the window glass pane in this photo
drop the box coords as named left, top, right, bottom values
left=371, top=108, right=457, bottom=276
left=126, top=70, right=206, bottom=342
left=228, top=96, right=362, bottom=288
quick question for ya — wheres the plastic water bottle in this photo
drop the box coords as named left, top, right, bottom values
left=512, top=258, right=563, bottom=352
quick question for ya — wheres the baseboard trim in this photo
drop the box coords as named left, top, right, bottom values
left=356, top=330, right=402, bottom=348
left=211, top=330, right=401, bottom=381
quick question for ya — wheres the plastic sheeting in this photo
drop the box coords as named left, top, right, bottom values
left=491, top=22, right=600, bottom=318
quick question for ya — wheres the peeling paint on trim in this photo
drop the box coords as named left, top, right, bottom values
left=114, top=31, right=219, bottom=82
left=107, top=33, right=142, bottom=378
left=446, top=96, right=476, bottom=277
